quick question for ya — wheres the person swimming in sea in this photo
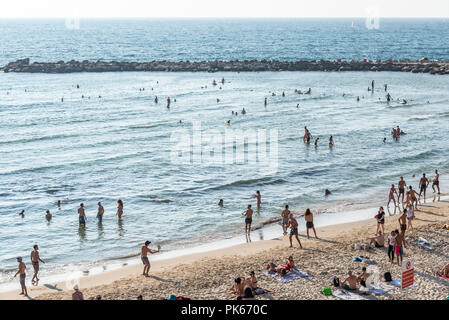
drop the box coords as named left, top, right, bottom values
left=154, top=96, right=158, bottom=104
left=314, top=137, right=319, bottom=147
left=225, top=120, right=231, bottom=125
left=212, top=80, right=217, bottom=86
left=241, top=108, right=246, bottom=115
left=167, top=97, right=171, bottom=108
left=386, top=93, right=392, bottom=102
left=303, top=126, right=311, bottom=144
left=264, top=97, right=267, bottom=107
left=218, top=199, right=224, bottom=207
left=305, top=88, right=311, bottom=95
left=329, top=136, right=334, bottom=147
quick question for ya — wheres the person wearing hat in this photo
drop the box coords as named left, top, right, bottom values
left=14, top=257, right=27, bottom=296
left=72, top=285, right=84, bottom=300
left=141, top=241, right=160, bottom=277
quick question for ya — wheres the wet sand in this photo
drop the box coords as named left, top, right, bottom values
left=2, top=196, right=448, bottom=300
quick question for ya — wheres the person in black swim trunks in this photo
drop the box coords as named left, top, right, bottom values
left=398, top=176, right=407, bottom=204
left=304, top=208, right=318, bottom=239
left=418, top=173, right=429, bottom=199
left=243, top=205, right=253, bottom=236
left=141, top=240, right=160, bottom=277
left=398, top=209, right=407, bottom=235
left=376, top=207, right=385, bottom=234
left=432, top=169, right=440, bottom=194
left=287, top=214, right=302, bottom=248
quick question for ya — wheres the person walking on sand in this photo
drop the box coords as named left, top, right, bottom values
left=30, top=245, right=45, bottom=285
left=406, top=205, right=415, bottom=231
left=418, top=173, right=429, bottom=199
left=141, top=240, right=160, bottom=277
left=304, top=208, right=318, bottom=239
left=432, top=169, right=440, bottom=194
left=398, top=209, right=407, bottom=235
left=243, top=205, right=254, bottom=236
left=387, top=184, right=398, bottom=208
left=387, top=230, right=396, bottom=263
left=394, top=229, right=406, bottom=266
left=398, top=176, right=407, bottom=204
left=14, top=257, right=27, bottom=296
left=376, top=207, right=385, bottom=233
left=117, top=199, right=124, bottom=219
left=97, top=202, right=104, bottom=223
left=252, top=191, right=261, bottom=209
left=78, top=203, right=86, bottom=225
left=72, top=285, right=84, bottom=300
left=287, top=214, right=302, bottom=248
left=281, top=205, right=290, bottom=235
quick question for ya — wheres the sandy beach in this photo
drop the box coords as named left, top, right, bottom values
left=2, top=196, right=448, bottom=301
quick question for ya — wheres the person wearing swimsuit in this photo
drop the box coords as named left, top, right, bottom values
left=117, top=199, right=124, bottom=219
left=398, top=177, right=407, bottom=204
left=432, top=169, right=440, bottom=194
left=418, top=173, right=429, bottom=199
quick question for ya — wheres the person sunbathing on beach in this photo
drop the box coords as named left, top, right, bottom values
left=357, top=267, right=370, bottom=288
left=340, top=271, right=358, bottom=290
left=240, top=287, right=257, bottom=300
left=230, top=278, right=245, bottom=295
left=436, top=263, right=449, bottom=278
left=287, top=214, right=303, bottom=248
left=369, top=231, right=385, bottom=248
left=245, top=271, right=258, bottom=289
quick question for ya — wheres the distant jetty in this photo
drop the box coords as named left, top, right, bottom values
left=2, top=58, right=449, bottom=74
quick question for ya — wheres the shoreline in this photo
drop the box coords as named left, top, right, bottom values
left=1, top=194, right=448, bottom=300
left=2, top=58, right=449, bottom=74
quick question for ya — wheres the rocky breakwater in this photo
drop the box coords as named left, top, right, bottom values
left=1, top=58, right=449, bottom=74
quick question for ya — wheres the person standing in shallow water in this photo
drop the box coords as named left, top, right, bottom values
left=78, top=203, right=86, bottom=225
left=252, top=191, right=261, bottom=209
left=242, top=205, right=253, bottom=237
left=117, top=199, right=124, bottom=219
left=97, top=202, right=104, bottom=223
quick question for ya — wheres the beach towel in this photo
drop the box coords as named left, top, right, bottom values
left=334, top=290, right=367, bottom=300
left=349, top=256, right=375, bottom=263
left=260, top=268, right=311, bottom=283
left=390, top=278, right=419, bottom=288
left=363, top=283, right=395, bottom=295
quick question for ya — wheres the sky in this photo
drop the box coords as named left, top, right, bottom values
left=0, top=0, right=448, bottom=18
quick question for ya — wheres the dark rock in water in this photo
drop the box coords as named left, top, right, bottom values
left=1, top=58, right=448, bottom=74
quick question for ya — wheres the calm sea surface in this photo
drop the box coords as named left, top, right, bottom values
left=0, top=19, right=448, bottom=284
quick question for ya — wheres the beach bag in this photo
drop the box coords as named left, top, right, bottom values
left=332, top=276, right=340, bottom=287
left=384, top=272, right=392, bottom=282
left=320, top=287, right=332, bottom=296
